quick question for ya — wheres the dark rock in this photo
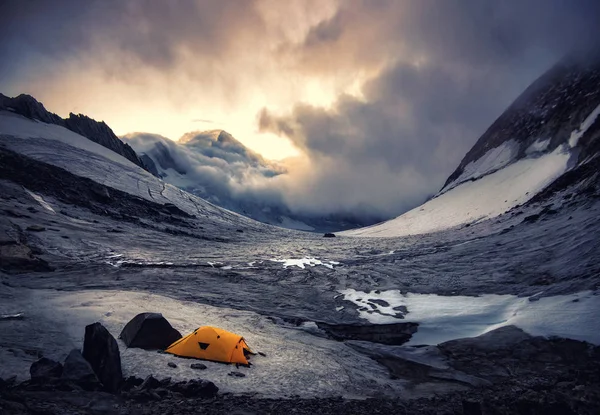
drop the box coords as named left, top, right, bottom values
left=462, top=399, right=482, bottom=415
left=228, top=371, right=246, bottom=378
left=2, top=209, right=30, bottom=218
left=26, top=225, right=45, bottom=232
left=121, top=375, right=144, bottom=391
left=154, top=387, right=170, bottom=398
left=140, top=375, right=161, bottom=390
left=0, top=93, right=64, bottom=124
left=0, top=375, right=17, bottom=389
left=159, top=377, right=172, bottom=386
left=368, top=298, right=390, bottom=307
left=191, top=363, right=207, bottom=370
left=316, top=322, right=418, bottom=345
left=167, top=362, right=177, bottom=368
left=236, top=229, right=244, bottom=233
left=61, top=349, right=101, bottom=390
left=522, top=213, right=541, bottom=223
left=258, top=352, right=267, bottom=357
left=439, top=325, right=532, bottom=354
left=30, top=357, right=63, bottom=380
left=82, top=322, right=122, bottom=393
left=323, top=233, right=336, bottom=238
left=169, top=379, right=218, bottom=398
left=119, top=312, right=182, bottom=350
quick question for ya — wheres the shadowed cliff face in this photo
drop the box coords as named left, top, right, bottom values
left=0, top=93, right=149, bottom=173
left=443, top=55, right=600, bottom=191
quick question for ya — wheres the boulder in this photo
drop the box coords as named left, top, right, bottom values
left=82, top=322, right=122, bottom=393
left=30, top=357, right=63, bottom=380
left=323, top=233, right=336, bottom=238
left=119, top=312, right=182, bottom=350
left=190, top=363, right=207, bottom=370
left=61, top=349, right=101, bottom=390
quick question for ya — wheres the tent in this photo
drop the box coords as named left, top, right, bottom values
left=165, top=326, right=253, bottom=365
left=119, top=312, right=182, bottom=350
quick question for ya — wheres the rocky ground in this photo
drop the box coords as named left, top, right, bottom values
left=1, top=326, right=599, bottom=414
left=1, top=146, right=600, bottom=413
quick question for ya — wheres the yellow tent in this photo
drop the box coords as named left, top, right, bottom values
left=165, top=326, right=253, bottom=365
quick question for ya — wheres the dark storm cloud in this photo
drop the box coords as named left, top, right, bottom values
left=2, top=0, right=600, bottom=223
left=259, top=0, right=600, bottom=217
left=0, top=0, right=265, bottom=76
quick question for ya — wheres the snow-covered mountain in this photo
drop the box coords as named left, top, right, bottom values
left=123, top=130, right=376, bottom=232
left=0, top=109, right=270, bottom=235
left=343, top=54, right=600, bottom=237
left=0, top=94, right=149, bottom=172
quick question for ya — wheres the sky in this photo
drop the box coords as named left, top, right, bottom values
left=1, top=0, right=599, bottom=223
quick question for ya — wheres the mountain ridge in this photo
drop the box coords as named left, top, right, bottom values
left=0, top=93, right=149, bottom=173
left=442, top=55, right=600, bottom=192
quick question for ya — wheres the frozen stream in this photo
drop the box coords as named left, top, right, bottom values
left=341, top=289, right=600, bottom=345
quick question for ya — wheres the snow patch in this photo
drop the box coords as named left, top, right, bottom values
left=569, top=103, right=600, bottom=148
left=340, top=289, right=600, bottom=345
left=526, top=138, right=551, bottom=155
left=271, top=257, right=340, bottom=269
left=24, top=189, right=56, bottom=213
left=342, top=145, right=570, bottom=237
left=445, top=140, right=518, bottom=190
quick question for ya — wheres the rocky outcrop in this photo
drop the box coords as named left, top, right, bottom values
left=0, top=93, right=150, bottom=173
left=82, top=322, right=123, bottom=393
left=349, top=325, right=600, bottom=390
left=61, top=349, right=101, bottom=390
left=29, top=358, right=63, bottom=380
left=0, top=226, right=53, bottom=274
left=0, top=93, right=63, bottom=125
left=316, top=321, right=418, bottom=345
left=63, top=113, right=145, bottom=169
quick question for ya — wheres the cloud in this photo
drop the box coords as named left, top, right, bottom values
left=2, top=0, right=600, bottom=226
left=258, top=0, right=600, bottom=217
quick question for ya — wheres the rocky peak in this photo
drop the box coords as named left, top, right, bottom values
left=64, top=113, right=144, bottom=169
left=443, top=54, right=600, bottom=190
left=0, top=93, right=64, bottom=125
left=0, top=93, right=150, bottom=173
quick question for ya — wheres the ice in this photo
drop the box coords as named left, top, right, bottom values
left=340, top=289, right=600, bottom=346
left=0, top=289, right=400, bottom=398
left=569, top=103, right=600, bottom=148
left=24, top=189, right=56, bottom=213
left=271, top=257, right=340, bottom=269
left=342, top=145, right=570, bottom=237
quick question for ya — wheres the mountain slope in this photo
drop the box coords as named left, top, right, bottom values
left=0, top=93, right=149, bottom=172
left=342, top=54, right=600, bottom=237
left=0, top=110, right=269, bottom=234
